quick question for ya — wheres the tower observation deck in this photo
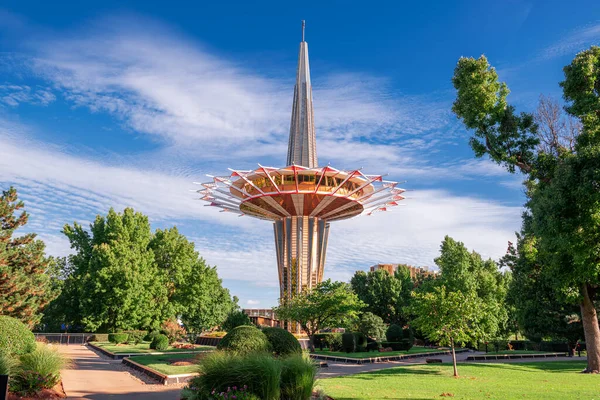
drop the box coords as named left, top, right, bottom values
left=195, top=22, right=405, bottom=329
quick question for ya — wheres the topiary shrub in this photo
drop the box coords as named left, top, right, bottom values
left=88, top=334, right=109, bottom=342
left=12, top=344, right=67, bottom=395
left=122, top=330, right=147, bottom=344
left=144, top=330, right=161, bottom=342
left=262, top=327, right=301, bottom=356
left=341, top=332, right=356, bottom=353
left=108, top=333, right=129, bottom=344
left=386, top=324, right=403, bottom=342
left=353, top=332, right=367, bottom=352
left=0, top=316, right=36, bottom=357
left=150, top=334, right=169, bottom=351
left=217, top=325, right=271, bottom=355
left=221, top=311, right=253, bottom=332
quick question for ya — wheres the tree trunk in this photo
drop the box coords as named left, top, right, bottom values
left=580, top=284, right=600, bottom=373
left=451, top=338, right=459, bottom=377
left=308, top=334, right=316, bottom=353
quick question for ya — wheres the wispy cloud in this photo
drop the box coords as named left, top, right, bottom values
left=539, top=23, right=600, bottom=61
left=0, top=84, right=55, bottom=106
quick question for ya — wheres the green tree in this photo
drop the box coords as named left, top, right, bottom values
left=221, top=310, right=252, bottom=332
left=150, top=227, right=236, bottom=333
left=355, top=312, right=387, bottom=340
left=410, top=286, right=485, bottom=377
left=62, top=208, right=166, bottom=332
left=0, top=187, right=56, bottom=328
left=274, top=279, right=364, bottom=352
left=350, top=266, right=413, bottom=325
left=434, top=236, right=508, bottom=341
left=452, top=48, right=600, bottom=372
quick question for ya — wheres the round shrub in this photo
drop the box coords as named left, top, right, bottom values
left=217, top=325, right=271, bottom=355
left=262, top=327, right=301, bottom=356
left=386, top=324, right=403, bottom=342
left=221, top=311, right=252, bottom=332
left=0, top=316, right=35, bottom=357
left=108, top=333, right=129, bottom=344
left=150, top=334, right=169, bottom=351
left=144, top=330, right=160, bottom=342
left=341, top=332, right=356, bottom=353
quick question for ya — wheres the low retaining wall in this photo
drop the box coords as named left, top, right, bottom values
left=87, top=343, right=211, bottom=360
left=309, top=348, right=470, bottom=365
left=466, top=352, right=568, bottom=361
left=195, top=336, right=222, bottom=346
left=122, top=357, right=198, bottom=385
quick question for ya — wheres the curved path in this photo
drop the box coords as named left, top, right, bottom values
left=58, top=345, right=182, bottom=399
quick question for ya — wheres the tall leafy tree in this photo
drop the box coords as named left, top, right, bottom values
left=434, top=236, right=509, bottom=340
left=410, top=286, right=485, bottom=377
left=0, top=187, right=56, bottom=328
left=452, top=48, right=600, bottom=372
left=350, top=266, right=413, bottom=325
left=274, top=279, right=364, bottom=352
left=63, top=208, right=166, bottom=332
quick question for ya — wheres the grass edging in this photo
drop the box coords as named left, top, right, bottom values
left=465, top=352, right=568, bottom=361
left=87, top=342, right=211, bottom=360
left=309, top=348, right=469, bottom=364
left=122, top=356, right=199, bottom=385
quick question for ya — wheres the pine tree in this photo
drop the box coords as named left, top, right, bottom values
left=0, top=187, right=55, bottom=328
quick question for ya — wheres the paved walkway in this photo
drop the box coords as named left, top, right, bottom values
left=318, top=351, right=587, bottom=378
left=58, top=345, right=182, bottom=400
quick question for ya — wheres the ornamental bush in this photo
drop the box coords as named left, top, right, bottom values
left=161, top=319, right=187, bottom=343
left=386, top=324, right=403, bottom=342
left=353, top=332, right=367, bottom=352
left=108, top=333, right=129, bottom=344
left=217, top=325, right=271, bottom=355
left=150, top=334, right=169, bottom=351
left=262, top=327, right=301, bottom=356
left=144, top=330, right=161, bottom=342
left=0, top=316, right=36, bottom=357
left=341, top=332, right=356, bottom=353
left=12, top=344, right=67, bottom=395
left=88, top=334, right=109, bottom=342
left=280, top=355, right=317, bottom=400
left=322, top=333, right=342, bottom=351
left=124, top=330, right=147, bottom=344
left=221, top=311, right=252, bottom=332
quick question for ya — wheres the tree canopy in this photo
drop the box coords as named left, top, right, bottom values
left=452, top=47, right=600, bottom=372
left=274, top=279, right=364, bottom=352
left=0, top=187, right=56, bottom=328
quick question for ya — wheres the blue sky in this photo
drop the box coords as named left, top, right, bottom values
left=1, top=0, right=599, bottom=307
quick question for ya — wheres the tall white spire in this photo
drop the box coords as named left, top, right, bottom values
left=287, top=20, right=318, bottom=168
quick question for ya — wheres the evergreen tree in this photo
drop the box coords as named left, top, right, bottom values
left=0, top=187, right=56, bottom=328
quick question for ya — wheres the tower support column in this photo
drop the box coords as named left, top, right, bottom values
left=273, top=216, right=330, bottom=331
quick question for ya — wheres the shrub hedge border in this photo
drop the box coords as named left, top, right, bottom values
left=309, top=348, right=470, bottom=365
left=86, top=342, right=210, bottom=360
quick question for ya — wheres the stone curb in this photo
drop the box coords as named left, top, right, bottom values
left=309, top=348, right=470, bottom=365
left=87, top=342, right=212, bottom=360
left=465, top=352, right=568, bottom=361
left=121, top=357, right=199, bottom=385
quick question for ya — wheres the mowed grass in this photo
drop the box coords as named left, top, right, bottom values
left=313, top=346, right=449, bottom=359
left=92, top=342, right=213, bottom=354
left=128, top=353, right=201, bottom=375
left=317, top=361, right=597, bottom=400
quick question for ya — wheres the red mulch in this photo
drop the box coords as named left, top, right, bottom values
left=7, top=382, right=66, bottom=400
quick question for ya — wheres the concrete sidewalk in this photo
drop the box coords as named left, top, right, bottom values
left=58, top=345, right=182, bottom=399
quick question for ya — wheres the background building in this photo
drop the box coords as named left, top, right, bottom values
left=368, top=263, right=437, bottom=279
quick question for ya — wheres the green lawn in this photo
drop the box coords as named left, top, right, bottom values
left=484, top=350, right=565, bottom=355
left=128, top=353, right=201, bottom=375
left=313, top=346, right=449, bottom=359
left=317, top=361, right=596, bottom=399
left=91, top=342, right=213, bottom=354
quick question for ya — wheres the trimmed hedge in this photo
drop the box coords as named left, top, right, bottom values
left=217, top=325, right=272, bottom=355
left=262, top=327, right=302, bottom=356
left=150, top=334, right=169, bottom=351
left=144, top=330, right=161, bottom=342
left=88, top=334, right=109, bottom=342
left=381, top=340, right=413, bottom=351
left=108, top=333, right=129, bottom=344
left=386, top=324, right=403, bottom=342
left=124, top=330, right=147, bottom=344
left=0, top=316, right=36, bottom=357
left=313, top=333, right=342, bottom=351
left=477, top=340, right=574, bottom=353
left=341, top=332, right=356, bottom=353
left=353, top=332, right=367, bottom=352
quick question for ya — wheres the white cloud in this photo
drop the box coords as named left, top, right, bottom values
left=246, top=300, right=260, bottom=305
left=0, top=84, right=55, bottom=107
left=539, top=23, right=600, bottom=61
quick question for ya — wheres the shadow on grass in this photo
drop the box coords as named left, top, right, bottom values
left=461, top=360, right=587, bottom=374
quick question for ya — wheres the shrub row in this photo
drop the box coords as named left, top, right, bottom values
left=476, top=340, right=577, bottom=353
left=181, top=352, right=316, bottom=400
left=313, top=333, right=342, bottom=351
left=381, top=340, right=413, bottom=351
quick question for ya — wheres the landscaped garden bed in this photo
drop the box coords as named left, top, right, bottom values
left=88, top=342, right=213, bottom=359
left=316, top=361, right=596, bottom=400
left=310, top=346, right=468, bottom=364
left=122, top=353, right=204, bottom=384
